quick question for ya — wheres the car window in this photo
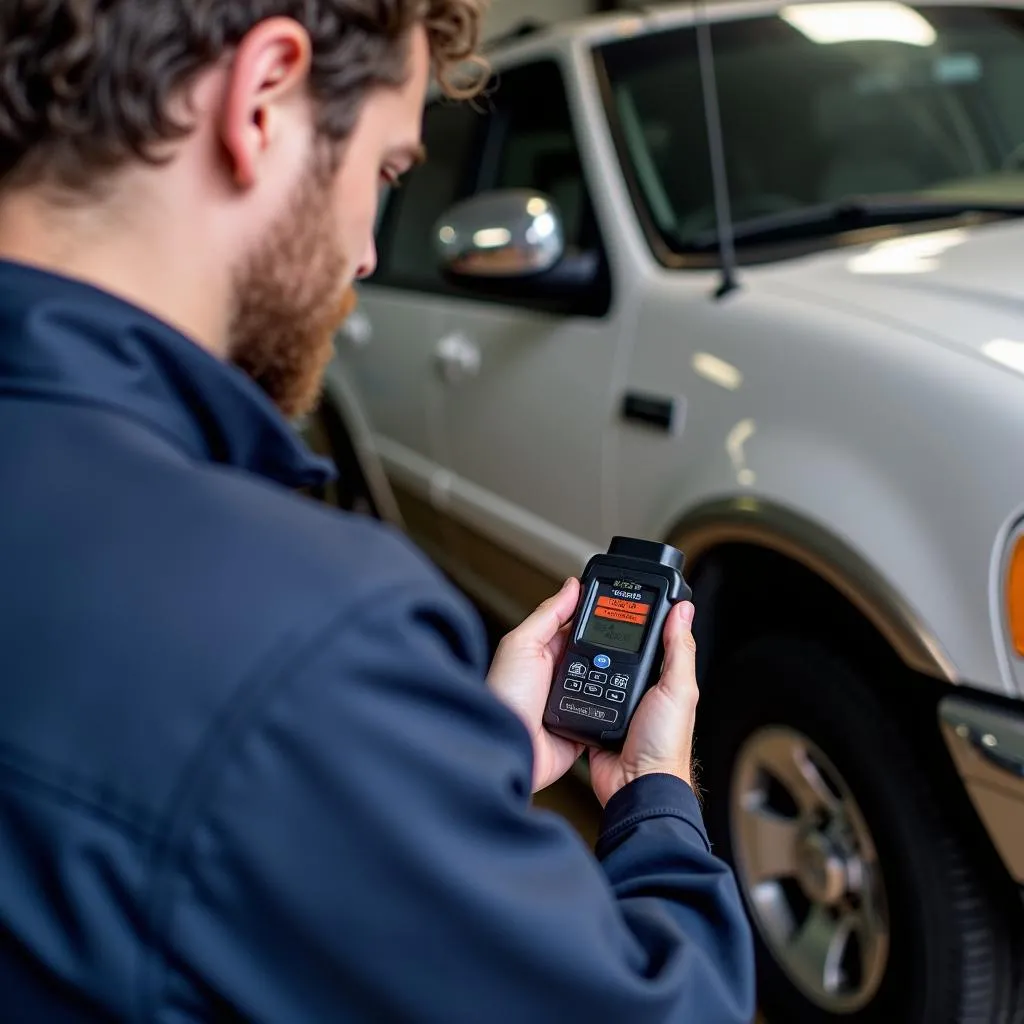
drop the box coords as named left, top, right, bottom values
left=372, top=59, right=610, bottom=314
left=483, top=60, right=603, bottom=257
left=597, top=4, right=1024, bottom=256
left=373, top=100, right=484, bottom=290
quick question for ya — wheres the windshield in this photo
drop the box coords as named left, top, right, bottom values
left=597, top=3, right=1024, bottom=255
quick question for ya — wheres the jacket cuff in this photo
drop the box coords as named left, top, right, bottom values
left=596, top=773, right=711, bottom=858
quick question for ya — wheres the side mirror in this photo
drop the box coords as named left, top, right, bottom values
left=433, top=189, right=608, bottom=312
left=434, top=190, right=566, bottom=281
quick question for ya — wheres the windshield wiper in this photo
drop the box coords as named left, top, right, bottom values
left=680, top=197, right=1024, bottom=253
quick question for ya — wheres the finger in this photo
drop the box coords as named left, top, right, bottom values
left=657, top=601, right=698, bottom=703
left=507, top=577, right=580, bottom=649
left=546, top=621, right=574, bottom=664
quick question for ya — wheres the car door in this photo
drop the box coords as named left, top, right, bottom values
left=431, top=59, right=626, bottom=617
left=344, top=100, right=486, bottom=561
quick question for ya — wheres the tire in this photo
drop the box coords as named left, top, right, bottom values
left=698, top=635, right=1024, bottom=1024
left=302, top=401, right=379, bottom=518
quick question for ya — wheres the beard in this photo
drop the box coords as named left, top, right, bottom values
left=228, top=146, right=354, bottom=421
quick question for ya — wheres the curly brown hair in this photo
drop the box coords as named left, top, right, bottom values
left=0, top=0, right=488, bottom=193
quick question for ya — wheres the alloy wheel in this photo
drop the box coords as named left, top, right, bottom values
left=730, top=725, right=890, bottom=1014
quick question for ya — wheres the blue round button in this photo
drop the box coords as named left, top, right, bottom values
left=593, top=654, right=612, bottom=670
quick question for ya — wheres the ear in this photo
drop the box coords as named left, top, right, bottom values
left=219, top=17, right=313, bottom=189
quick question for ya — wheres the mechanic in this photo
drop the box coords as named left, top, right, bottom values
left=0, top=2, right=755, bottom=1022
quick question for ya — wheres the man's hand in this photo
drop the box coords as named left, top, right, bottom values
left=487, top=578, right=586, bottom=794
left=590, top=600, right=700, bottom=807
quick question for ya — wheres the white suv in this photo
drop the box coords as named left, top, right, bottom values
left=315, top=3, right=1024, bottom=1020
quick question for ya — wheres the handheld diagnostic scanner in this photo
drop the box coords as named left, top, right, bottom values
left=543, top=537, right=691, bottom=751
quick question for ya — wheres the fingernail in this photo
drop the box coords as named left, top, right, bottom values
left=679, top=601, right=695, bottom=626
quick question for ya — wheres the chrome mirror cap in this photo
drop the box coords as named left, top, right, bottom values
left=433, top=190, right=565, bottom=279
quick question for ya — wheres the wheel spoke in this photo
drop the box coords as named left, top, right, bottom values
left=756, top=731, right=840, bottom=816
left=849, top=904, right=890, bottom=985
left=736, top=802, right=801, bottom=885
left=786, top=904, right=851, bottom=998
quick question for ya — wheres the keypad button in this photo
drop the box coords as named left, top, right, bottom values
left=593, top=654, right=612, bottom=670
left=589, top=672, right=608, bottom=684
left=584, top=683, right=603, bottom=698
left=606, top=689, right=625, bottom=704
left=610, top=674, right=630, bottom=689
left=564, top=678, right=582, bottom=692
left=568, top=661, right=588, bottom=678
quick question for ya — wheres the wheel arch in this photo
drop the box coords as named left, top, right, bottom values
left=667, top=496, right=959, bottom=687
left=672, top=498, right=1024, bottom=916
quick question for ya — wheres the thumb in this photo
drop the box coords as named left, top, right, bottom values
left=656, top=601, right=699, bottom=703
left=508, top=577, right=581, bottom=649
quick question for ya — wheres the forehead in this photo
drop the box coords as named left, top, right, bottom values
left=364, top=30, right=430, bottom=142
left=365, top=29, right=429, bottom=105
left=406, top=24, right=431, bottom=90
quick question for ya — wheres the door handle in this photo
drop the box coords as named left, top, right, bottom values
left=435, top=332, right=481, bottom=384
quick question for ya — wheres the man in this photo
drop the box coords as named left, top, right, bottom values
left=0, top=2, right=755, bottom=1021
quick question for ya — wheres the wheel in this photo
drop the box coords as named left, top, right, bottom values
left=302, top=400, right=379, bottom=518
left=699, top=635, right=1024, bottom=1024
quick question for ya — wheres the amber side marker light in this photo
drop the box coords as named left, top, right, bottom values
left=1008, top=535, right=1024, bottom=657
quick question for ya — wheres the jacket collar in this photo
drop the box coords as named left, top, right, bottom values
left=0, top=259, right=334, bottom=489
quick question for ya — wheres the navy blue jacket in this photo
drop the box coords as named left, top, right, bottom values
left=0, top=260, right=755, bottom=1023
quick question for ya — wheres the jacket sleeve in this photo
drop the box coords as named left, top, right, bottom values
left=158, top=576, right=756, bottom=1024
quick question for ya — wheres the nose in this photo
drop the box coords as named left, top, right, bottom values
left=355, top=238, right=378, bottom=281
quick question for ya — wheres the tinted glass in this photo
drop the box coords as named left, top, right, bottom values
left=599, top=5, right=1024, bottom=252
left=374, top=100, right=483, bottom=288
left=485, top=61, right=599, bottom=253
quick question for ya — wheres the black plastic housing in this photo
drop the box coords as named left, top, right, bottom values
left=543, top=537, right=691, bottom=751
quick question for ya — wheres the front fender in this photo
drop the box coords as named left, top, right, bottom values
left=653, top=425, right=1004, bottom=694
left=669, top=493, right=958, bottom=684
left=617, top=279, right=1024, bottom=699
